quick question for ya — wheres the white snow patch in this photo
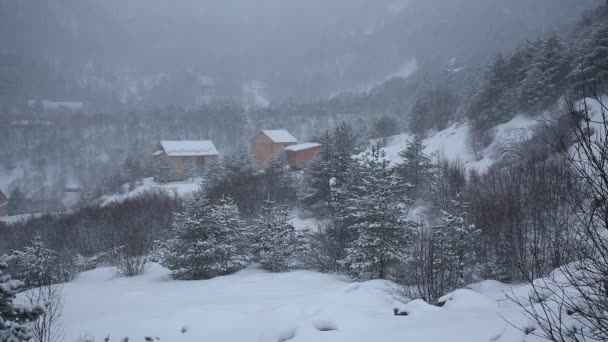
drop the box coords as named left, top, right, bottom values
left=290, top=212, right=318, bottom=231
left=390, top=59, right=419, bottom=81
left=50, top=264, right=536, bottom=342
left=101, top=177, right=201, bottom=206
left=380, top=114, right=539, bottom=171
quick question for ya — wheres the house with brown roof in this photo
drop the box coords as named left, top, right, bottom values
left=250, top=130, right=298, bottom=167
left=153, top=140, right=219, bottom=181
left=284, top=143, right=322, bottom=169
left=0, top=190, right=8, bottom=217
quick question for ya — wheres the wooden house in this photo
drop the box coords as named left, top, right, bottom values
left=153, top=140, right=219, bottom=181
left=250, top=130, right=298, bottom=167
left=284, top=143, right=322, bottom=169
left=0, top=190, right=8, bottom=217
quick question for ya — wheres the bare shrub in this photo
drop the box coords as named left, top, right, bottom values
left=25, top=284, right=64, bottom=342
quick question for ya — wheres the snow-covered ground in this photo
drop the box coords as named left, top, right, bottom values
left=381, top=114, right=539, bottom=171
left=54, top=264, right=540, bottom=342
left=101, top=178, right=201, bottom=206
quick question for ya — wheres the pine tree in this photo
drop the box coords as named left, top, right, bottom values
left=15, top=236, right=60, bottom=288
left=0, top=254, right=45, bottom=342
left=395, top=135, right=434, bottom=197
left=431, top=195, right=480, bottom=290
left=160, top=191, right=249, bottom=279
left=7, top=187, right=27, bottom=215
left=409, top=95, right=430, bottom=135
left=468, top=53, right=512, bottom=130
left=302, top=131, right=335, bottom=215
left=302, top=123, right=358, bottom=217
left=222, top=144, right=256, bottom=179
left=340, top=144, right=416, bottom=280
left=153, top=153, right=174, bottom=184
left=253, top=200, right=300, bottom=272
left=574, top=22, right=608, bottom=91
left=202, top=159, right=227, bottom=193
left=521, top=36, right=570, bottom=112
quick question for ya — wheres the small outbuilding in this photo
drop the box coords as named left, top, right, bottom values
left=250, top=130, right=298, bottom=167
left=284, top=143, right=322, bottom=169
left=0, top=190, right=8, bottom=217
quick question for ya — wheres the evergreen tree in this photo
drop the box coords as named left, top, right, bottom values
left=521, top=35, right=570, bottom=112
left=395, top=135, right=434, bottom=197
left=302, top=123, right=358, bottom=217
left=340, top=144, right=416, bottom=280
left=202, top=159, right=227, bottom=193
left=153, top=153, right=174, bottom=184
left=0, top=254, right=45, bottom=342
left=160, top=191, right=249, bottom=279
left=409, top=95, right=430, bottom=135
left=253, top=200, right=300, bottom=272
left=431, top=195, right=480, bottom=290
left=302, top=131, right=335, bottom=215
left=15, top=236, right=60, bottom=288
left=574, top=22, right=608, bottom=91
left=7, top=187, right=27, bottom=215
left=468, top=53, right=512, bottom=130
left=222, top=144, right=256, bottom=179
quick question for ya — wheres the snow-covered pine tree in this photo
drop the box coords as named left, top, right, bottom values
left=575, top=21, right=608, bottom=91
left=302, top=123, right=358, bottom=217
left=431, top=195, right=480, bottom=290
left=302, top=131, right=335, bottom=215
left=468, top=53, right=512, bottom=130
left=15, top=236, right=60, bottom=288
left=222, top=144, right=256, bottom=179
left=153, top=153, right=174, bottom=184
left=0, top=254, right=45, bottom=342
left=395, top=134, right=434, bottom=197
left=202, top=159, right=227, bottom=193
left=409, top=95, right=431, bottom=135
left=520, top=35, right=570, bottom=112
left=253, top=200, right=300, bottom=272
left=160, top=191, right=249, bottom=279
left=340, top=144, right=416, bottom=280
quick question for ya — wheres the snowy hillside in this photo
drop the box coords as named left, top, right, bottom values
left=381, top=114, right=539, bottom=171
left=50, top=263, right=539, bottom=342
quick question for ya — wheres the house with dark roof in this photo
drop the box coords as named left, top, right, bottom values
left=250, top=130, right=298, bottom=167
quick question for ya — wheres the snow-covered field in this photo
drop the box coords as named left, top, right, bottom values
left=57, top=264, right=536, bottom=342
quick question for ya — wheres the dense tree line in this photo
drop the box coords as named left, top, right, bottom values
left=461, top=6, right=608, bottom=134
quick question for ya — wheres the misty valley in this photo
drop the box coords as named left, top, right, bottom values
left=1, top=1, right=608, bottom=342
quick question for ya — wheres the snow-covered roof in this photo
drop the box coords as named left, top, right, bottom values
left=158, top=140, right=219, bottom=157
left=260, top=130, right=298, bottom=143
left=283, top=143, right=321, bottom=152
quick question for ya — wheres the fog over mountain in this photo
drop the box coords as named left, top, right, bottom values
left=0, top=0, right=601, bottom=109
left=4, top=3, right=608, bottom=342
